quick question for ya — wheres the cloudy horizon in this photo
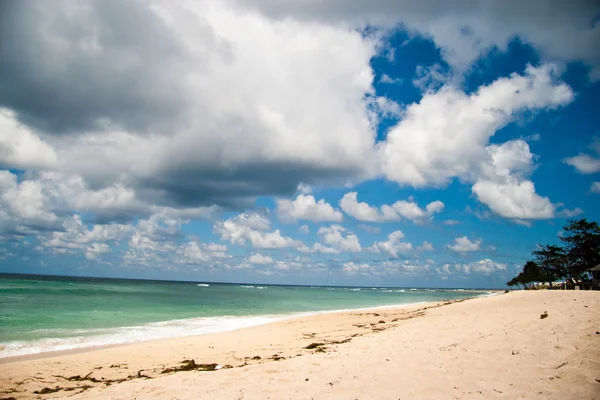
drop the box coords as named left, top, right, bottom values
left=1, top=0, right=599, bottom=288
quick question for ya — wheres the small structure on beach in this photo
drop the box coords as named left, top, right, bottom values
left=587, top=264, right=600, bottom=290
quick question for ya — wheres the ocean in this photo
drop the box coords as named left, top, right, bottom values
left=0, top=273, right=492, bottom=358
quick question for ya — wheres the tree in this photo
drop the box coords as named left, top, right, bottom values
left=507, top=260, right=549, bottom=289
left=560, top=219, right=600, bottom=279
left=532, top=244, right=569, bottom=282
left=506, top=218, right=600, bottom=288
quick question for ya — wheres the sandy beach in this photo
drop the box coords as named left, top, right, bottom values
left=1, top=291, right=598, bottom=399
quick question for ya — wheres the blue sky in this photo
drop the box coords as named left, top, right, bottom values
left=1, top=1, right=599, bottom=288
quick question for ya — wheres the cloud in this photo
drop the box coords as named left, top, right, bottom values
left=443, top=219, right=460, bottom=225
left=233, top=0, right=600, bottom=79
left=369, top=230, right=413, bottom=257
left=472, top=179, right=555, bottom=220
left=342, top=261, right=375, bottom=276
left=0, top=1, right=380, bottom=211
left=297, top=242, right=340, bottom=255
left=177, top=241, right=229, bottom=264
left=248, top=253, right=274, bottom=264
left=418, top=241, right=435, bottom=251
left=462, top=259, right=507, bottom=275
left=563, top=154, right=600, bottom=174
left=41, top=215, right=133, bottom=254
left=563, top=137, right=600, bottom=174
left=556, top=207, right=584, bottom=218
left=379, top=64, right=572, bottom=189
left=317, top=225, right=362, bottom=253
left=0, top=171, right=61, bottom=235
left=276, top=194, right=343, bottom=223
left=447, top=236, right=481, bottom=252
left=340, top=192, right=444, bottom=223
left=591, top=182, right=600, bottom=194
left=0, top=108, right=58, bottom=170
left=214, top=213, right=298, bottom=249
left=298, top=224, right=310, bottom=234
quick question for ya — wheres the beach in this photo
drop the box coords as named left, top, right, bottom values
left=1, top=290, right=598, bottom=399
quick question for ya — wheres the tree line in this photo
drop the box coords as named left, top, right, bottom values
left=507, top=219, right=600, bottom=289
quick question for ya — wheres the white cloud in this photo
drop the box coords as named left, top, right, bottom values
left=276, top=194, right=343, bottom=223
left=342, top=261, right=375, bottom=276
left=178, top=242, right=211, bottom=263
left=339, top=192, right=382, bottom=222
left=443, top=219, right=460, bottom=225
left=369, top=230, right=413, bottom=257
left=448, top=236, right=482, bottom=252
left=340, top=191, right=444, bottom=223
left=0, top=108, right=58, bottom=170
left=379, top=64, right=572, bottom=188
left=0, top=171, right=59, bottom=232
left=563, top=137, right=600, bottom=174
left=418, top=241, right=435, bottom=251
left=2, top=1, right=381, bottom=211
left=235, top=1, right=600, bottom=79
left=317, top=225, right=361, bottom=253
left=249, top=253, right=274, bottom=264
left=42, top=215, right=133, bottom=254
left=84, top=243, right=111, bottom=260
left=563, top=154, right=600, bottom=174
left=214, top=213, right=297, bottom=249
left=298, top=224, right=309, bottom=234
left=472, top=179, right=555, bottom=220
left=462, top=259, right=507, bottom=275
left=591, top=182, right=600, bottom=194
left=379, top=74, right=402, bottom=85
left=556, top=207, right=584, bottom=218
left=297, top=242, right=341, bottom=255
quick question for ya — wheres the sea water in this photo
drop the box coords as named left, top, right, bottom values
left=0, top=273, right=492, bottom=358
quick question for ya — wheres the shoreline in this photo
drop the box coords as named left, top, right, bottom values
left=2, top=291, right=596, bottom=399
left=0, top=292, right=494, bottom=361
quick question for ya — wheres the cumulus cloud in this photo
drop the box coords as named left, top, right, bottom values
left=447, top=236, right=482, bottom=252
left=443, top=220, right=460, bottom=225
left=248, top=253, right=274, bottom=264
left=233, top=0, right=600, bottom=79
left=0, top=108, right=58, bottom=170
left=444, top=259, right=507, bottom=275
left=418, top=241, right=435, bottom=251
left=214, top=213, right=298, bottom=249
left=42, top=215, right=133, bottom=255
left=317, top=225, right=361, bottom=253
left=276, top=194, right=343, bottom=223
left=472, top=179, right=555, bottom=220
left=342, top=261, right=375, bottom=276
left=379, top=65, right=572, bottom=188
left=0, top=0, right=380, bottom=211
left=177, top=241, right=229, bottom=264
left=563, top=139, right=600, bottom=174
left=369, top=230, right=413, bottom=257
left=340, top=192, right=444, bottom=223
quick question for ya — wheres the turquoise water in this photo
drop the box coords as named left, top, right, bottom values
left=0, top=274, right=491, bottom=358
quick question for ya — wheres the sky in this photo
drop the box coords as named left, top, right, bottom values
left=1, top=0, right=599, bottom=288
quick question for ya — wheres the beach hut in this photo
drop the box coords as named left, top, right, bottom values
left=587, top=264, right=600, bottom=290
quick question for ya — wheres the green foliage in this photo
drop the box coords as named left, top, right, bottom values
left=507, top=218, right=600, bottom=288
left=560, top=219, right=600, bottom=278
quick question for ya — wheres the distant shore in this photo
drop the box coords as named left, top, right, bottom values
left=1, top=291, right=598, bottom=399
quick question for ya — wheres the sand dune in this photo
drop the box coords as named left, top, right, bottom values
left=1, top=291, right=598, bottom=399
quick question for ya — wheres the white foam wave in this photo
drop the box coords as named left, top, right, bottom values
left=197, top=284, right=210, bottom=287
left=0, top=314, right=290, bottom=359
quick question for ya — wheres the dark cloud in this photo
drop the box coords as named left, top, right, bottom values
left=136, top=162, right=358, bottom=209
left=0, top=0, right=216, bottom=135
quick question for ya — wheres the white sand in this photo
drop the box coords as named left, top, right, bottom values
left=1, top=291, right=598, bottom=399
